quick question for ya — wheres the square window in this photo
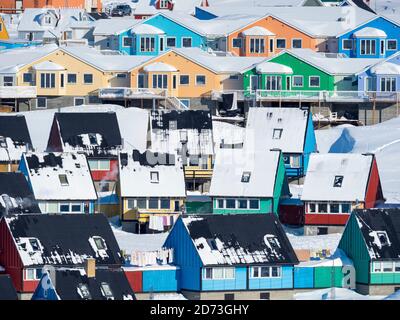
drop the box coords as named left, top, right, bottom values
left=343, top=39, right=353, bottom=50
left=276, top=39, right=286, bottom=49
left=241, top=171, right=251, bottom=183
left=167, top=37, right=176, bottom=47
left=292, top=39, right=302, bottom=49
left=67, top=74, right=77, bottom=84
left=74, top=97, right=85, bottom=106
left=123, top=37, right=132, bottom=47
left=226, top=199, right=236, bottom=209
left=333, top=175, right=344, bottom=187
left=93, top=237, right=106, bottom=250
left=273, top=128, right=283, bottom=139
left=98, top=160, right=110, bottom=170
left=88, top=160, right=98, bottom=170
left=136, top=198, right=147, bottom=209
left=318, top=203, right=328, bottom=213
left=196, top=75, right=206, bottom=86
left=290, top=155, right=300, bottom=168
left=341, top=203, right=351, bottom=213
left=71, top=204, right=82, bottom=212
left=213, top=268, right=224, bottom=279
left=224, top=293, right=234, bottom=300
left=261, top=266, right=270, bottom=278
left=330, top=203, right=340, bottom=213
left=127, top=199, right=134, bottom=209
left=179, top=75, right=189, bottom=85
left=217, top=199, right=224, bottom=209
left=23, top=73, right=33, bottom=83
left=238, top=199, right=248, bottom=209
left=204, top=268, right=213, bottom=279
left=387, top=40, right=397, bottom=50
left=271, top=266, right=280, bottom=277
left=260, top=292, right=270, bottom=300
left=26, top=268, right=36, bottom=280
left=252, top=267, right=259, bottom=278
left=37, top=97, right=47, bottom=109
left=60, top=203, right=70, bottom=212
left=292, top=76, right=303, bottom=87
left=160, top=198, right=170, bottom=209
left=150, top=171, right=159, bottom=183
left=309, top=203, right=316, bottom=213
left=232, top=38, right=242, bottom=48
left=224, top=267, right=235, bottom=279
left=249, top=199, right=259, bottom=209
left=309, top=76, right=320, bottom=87
left=84, top=74, right=93, bottom=84
left=59, top=174, right=69, bottom=186
left=182, top=37, right=192, bottom=47
left=148, top=197, right=159, bottom=209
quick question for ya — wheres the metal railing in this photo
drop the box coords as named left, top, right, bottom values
left=0, top=86, right=37, bottom=99
left=98, top=87, right=167, bottom=99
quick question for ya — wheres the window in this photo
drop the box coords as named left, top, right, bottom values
left=241, top=171, right=251, bottom=183
left=380, top=77, right=396, bottom=92
left=395, top=262, right=400, bottom=272
left=309, top=76, right=320, bottom=88
left=330, top=203, right=340, bottom=213
left=292, top=76, right=303, bottom=87
left=60, top=203, right=70, bottom=212
left=140, top=36, right=156, bottom=52
left=249, top=199, right=259, bottom=210
left=71, top=204, right=82, bottom=212
left=44, top=15, right=52, bottom=25
left=229, top=75, right=239, bottom=80
left=361, top=39, right=376, bottom=55
left=260, top=292, right=270, bottom=300
left=204, top=268, right=213, bottom=279
left=195, top=75, right=206, bottom=86
left=150, top=171, right=159, bottom=183
left=203, top=268, right=235, bottom=280
left=137, top=198, right=147, bottom=209
left=93, top=236, right=106, bottom=250
left=182, top=37, right=192, bottom=47
left=342, top=39, right=353, bottom=50
left=29, top=239, right=41, bottom=251
left=123, top=37, right=132, bottom=47
left=138, top=73, right=147, bottom=88
left=290, top=155, right=301, bottom=168
left=67, top=73, right=77, bottom=84
left=166, top=37, right=176, bottom=48
left=238, top=199, right=248, bottom=209
left=148, top=197, right=158, bottom=209
left=382, top=261, right=393, bottom=272
left=341, top=203, right=351, bottom=213
left=160, top=37, right=164, bottom=51
left=152, top=74, right=168, bottom=89
left=160, top=198, right=170, bottom=209
left=224, top=293, right=235, bottom=300
left=250, top=38, right=265, bottom=53
left=387, top=40, right=397, bottom=50
left=88, top=159, right=110, bottom=171
left=40, top=73, right=55, bottom=88
left=23, top=73, right=33, bottom=83
left=159, top=0, right=168, bottom=9
left=0, top=137, right=6, bottom=148
left=117, top=73, right=127, bottom=79
left=60, top=74, right=64, bottom=88
left=232, top=38, right=242, bottom=48
left=373, top=262, right=382, bottom=273
left=308, top=203, right=316, bottom=213
left=251, top=266, right=281, bottom=278
left=276, top=39, right=286, bottom=49
left=37, top=97, right=47, bottom=109
left=127, top=199, right=134, bottom=209
left=224, top=268, right=235, bottom=279
left=77, top=283, right=92, bottom=300
left=333, top=175, right=344, bottom=187
left=226, top=199, right=236, bottom=209
left=292, top=39, right=302, bottom=49
left=273, top=128, right=283, bottom=139
left=217, top=199, right=224, bottom=209
left=25, top=268, right=42, bottom=280
left=100, top=282, right=114, bottom=300
left=83, top=74, right=93, bottom=84
left=179, top=75, right=189, bottom=85
left=266, top=75, right=282, bottom=91
left=318, top=203, right=328, bottom=213
left=59, top=174, right=69, bottom=186
left=74, top=97, right=85, bottom=106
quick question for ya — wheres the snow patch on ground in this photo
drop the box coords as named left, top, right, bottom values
left=294, top=287, right=384, bottom=300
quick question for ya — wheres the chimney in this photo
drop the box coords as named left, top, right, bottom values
left=85, top=258, right=96, bottom=278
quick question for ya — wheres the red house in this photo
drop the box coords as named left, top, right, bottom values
left=301, top=153, right=384, bottom=235
left=0, top=213, right=124, bottom=299
left=133, top=0, right=206, bottom=19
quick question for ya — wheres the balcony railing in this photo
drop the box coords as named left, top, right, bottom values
left=0, top=86, right=37, bottom=99
left=99, top=87, right=167, bottom=99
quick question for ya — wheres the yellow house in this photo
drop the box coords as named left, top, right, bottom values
left=0, top=15, right=9, bottom=40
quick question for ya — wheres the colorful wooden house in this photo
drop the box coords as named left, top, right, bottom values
left=337, top=16, right=400, bottom=59
left=119, top=150, right=186, bottom=234
left=18, top=152, right=97, bottom=214
left=32, top=266, right=135, bottom=300
left=245, top=107, right=317, bottom=178
left=164, top=214, right=299, bottom=300
left=339, top=208, right=400, bottom=295
left=301, top=153, right=384, bottom=235
left=209, top=148, right=289, bottom=215
left=0, top=115, right=34, bottom=172
left=133, top=0, right=203, bottom=20
left=0, top=213, right=124, bottom=299
left=150, top=109, right=214, bottom=192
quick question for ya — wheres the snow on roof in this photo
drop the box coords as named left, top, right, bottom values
left=23, top=152, right=97, bottom=201
left=0, top=44, right=58, bottom=74
left=245, top=107, right=310, bottom=154
left=353, top=27, right=387, bottom=38
left=143, top=62, right=177, bottom=72
left=294, top=287, right=374, bottom=300
left=173, top=47, right=265, bottom=73
left=287, top=231, right=341, bottom=253
left=241, top=25, right=275, bottom=36
left=301, top=153, right=373, bottom=202
left=131, top=23, right=165, bottom=35
left=209, top=148, right=280, bottom=198
left=134, top=0, right=202, bottom=15
left=119, top=150, right=186, bottom=198
left=299, top=248, right=353, bottom=267
left=32, top=60, right=65, bottom=71
left=181, top=214, right=299, bottom=266
left=93, top=17, right=140, bottom=35
left=371, top=61, right=400, bottom=75
left=206, top=0, right=319, bottom=6
left=61, top=46, right=153, bottom=72
left=212, top=120, right=245, bottom=153
left=256, top=61, right=293, bottom=74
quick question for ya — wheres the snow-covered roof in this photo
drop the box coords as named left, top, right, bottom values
left=22, top=152, right=97, bottom=201
left=212, top=121, right=245, bottom=154
left=371, top=61, right=400, bottom=75
left=301, top=153, right=374, bottom=202
left=131, top=23, right=165, bottom=35
left=209, top=148, right=280, bottom=198
left=241, top=26, right=275, bottom=36
left=353, top=27, right=387, bottom=38
left=206, top=0, right=321, bottom=7
left=119, top=150, right=186, bottom=198
left=93, top=17, right=140, bottom=35
left=134, top=0, right=202, bottom=15
left=245, top=107, right=310, bottom=154
left=32, top=60, right=65, bottom=71
left=256, top=61, right=293, bottom=74
left=143, top=62, right=177, bottom=72
left=179, top=214, right=299, bottom=266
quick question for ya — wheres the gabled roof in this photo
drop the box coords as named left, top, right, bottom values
left=4, top=213, right=124, bottom=267
left=22, top=152, right=97, bottom=201
left=39, top=268, right=135, bottom=300
left=0, top=172, right=41, bottom=215
left=134, top=0, right=203, bottom=15
left=33, top=60, right=65, bottom=71
left=301, top=153, right=374, bottom=202
left=362, top=51, right=400, bottom=75
left=179, top=214, right=299, bottom=266
left=241, top=26, right=275, bottom=36
left=51, top=112, right=123, bottom=157
left=206, top=0, right=322, bottom=7
left=353, top=209, right=400, bottom=260
left=0, top=115, right=33, bottom=162
left=143, top=62, right=177, bottom=72
left=119, top=150, right=186, bottom=198
left=209, top=148, right=281, bottom=198
left=93, top=17, right=141, bottom=36
left=245, top=107, right=310, bottom=154
left=353, top=26, right=387, bottom=38
left=256, top=61, right=293, bottom=74
left=132, top=23, right=165, bottom=35
left=0, top=275, right=18, bottom=300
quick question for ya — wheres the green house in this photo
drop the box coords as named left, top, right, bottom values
left=209, top=148, right=289, bottom=215
left=338, top=209, right=400, bottom=296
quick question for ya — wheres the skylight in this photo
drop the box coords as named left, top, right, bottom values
left=272, top=128, right=283, bottom=139
left=59, top=174, right=69, bottom=186
left=29, top=238, right=41, bottom=252
left=241, top=171, right=251, bottom=183
left=100, top=282, right=114, bottom=300
left=150, top=171, right=159, bottom=183
left=93, top=236, right=106, bottom=250
left=77, top=283, right=92, bottom=300
left=88, top=133, right=97, bottom=145
left=333, top=175, right=344, bottom=188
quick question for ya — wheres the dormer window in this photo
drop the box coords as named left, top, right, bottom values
left=44, top=15, right=52, bottom=25
left=77, top=283, right=92, bottom=300
left=88, top=133, right=97, bottom=145
left=0, top=136, right=7, bottom=148
left=377, top=231, right=389, bottom=247
left=333, top=175, right=343, bottom=188
left=159, top=0, right=169, bottom=9
left=241, top=171, right=251, bottom=183
left=29, top=238, right=41, bottom=252
left=59, top=174, right=69, bottom=186
left=150, top=171, right=159, bottom=183
left=272, top=128, right=283, bottom=139
left=93, top=236, right=106, bottom=250
left=100, top=282, right=114, bottom=300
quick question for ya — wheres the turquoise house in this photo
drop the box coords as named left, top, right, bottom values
left=163, top=214, right=299, bottom=300
left=209, top=148, right=290, bottom=215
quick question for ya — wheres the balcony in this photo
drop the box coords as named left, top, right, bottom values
left=99, top=87, right=167, bottom=100
left=0, top=86, right=37, bottom=99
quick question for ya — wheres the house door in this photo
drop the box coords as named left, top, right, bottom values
left=250, top=75, right=259, bottom=91
left=380, top=39, right=385, bottom=56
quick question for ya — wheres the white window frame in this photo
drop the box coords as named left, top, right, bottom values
left=88, top=159, right=110, bottom=171
left=290, top=155, right=301, bottom=168
left=380, top=77, right=396, bottom=92
left=122, top=36, right=132, bottom=48
left=179, top=99, right=190, bottom=108
left=276, top=38, right=286, bottom=49
left=36, top=97, right=47, bottom=109
left=140, top=36, right=156, bottom=52
left=292, top=75, right=304, bottom=87
left=309, top=76, right=320, bottom=88
left=266, top=75, right=282, bottom=91
left=203, top=267, right=235, bottom=280
left=360, top=39, right=376, bottom=55
left=179, top=74, right=190, bottom=85
left=292, top=38, right=302, bottom=49
left=83, top=73, right=93, bottom=84
left=25, top=268, right=42, bottom=280
left=272, top=128, right=283, bottom=139
left=59, top=202, right=84, bottom=213
left=74, top=97, right=85, bottom=106
left=166, top=36, right=176, bottom=48
left=195, top=74, right=206, bottom=86
left=387, top=39, right=397, bottom=51
left=152, top=74, right=168, bottom=89
left=40, top=73, right=55, bottom=88
left=150, top=171, right=159, bottom=183
left=159, top=0, right=169, bottom=9
left=250, top=266, right=282, bottom=279
left=181, top=37, right=192, bottom=48
left=249, top=37, right=265, bottom=54
left=23, top=73, right=33, bottom=84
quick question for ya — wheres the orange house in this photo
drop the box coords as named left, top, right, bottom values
left=0, top=15, right=9, bottom=40
left=0, top=0, right=102, bottom=12
left=227, top=15, right=318, bottom=57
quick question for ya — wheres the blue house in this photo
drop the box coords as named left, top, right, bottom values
left=357, top=50, right=400, bottom=93
left=117, top=12, right=207, bottom=56
left=245, top=107, right=317, bottom=179
left=337, top=16, right=400, bottom=58
left=164, top=214, right=299, bottom=300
